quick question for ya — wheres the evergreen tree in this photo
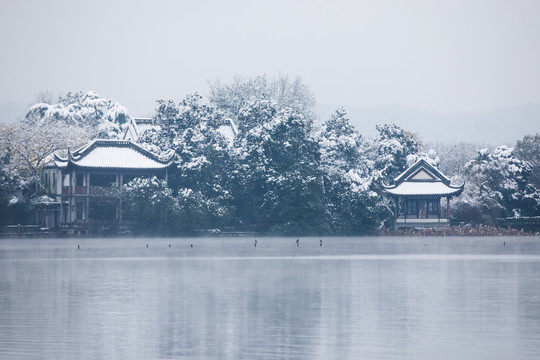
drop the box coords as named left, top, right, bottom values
left=373, top=123, right=420, bottom=182
left=452, top=145, right=540, bottom=224
left=140, top=94, right=234, bottom=231
left=317, top=108, right=378, bottom=234
left=122, top=177, right=180, bottom=234
left=209, top=75, right=316, bottom=130
left=515, top=133, right=540, bottom=188
left=231, top=101, right=326, bottom=234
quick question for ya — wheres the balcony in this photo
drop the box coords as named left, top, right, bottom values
left=89, top=186, right=118, bottom=196
left=61, top=186, right=119, bottom=196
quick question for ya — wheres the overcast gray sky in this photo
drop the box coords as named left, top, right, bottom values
left=1, top=0, right=539, bottom=117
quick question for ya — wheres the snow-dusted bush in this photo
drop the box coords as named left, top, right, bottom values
left=452, top=145, right=540, bottom=224
left=122, top=176, right=180, bottom=234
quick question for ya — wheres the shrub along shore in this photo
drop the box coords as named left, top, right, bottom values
left=380, top=224, right=539, bottom=236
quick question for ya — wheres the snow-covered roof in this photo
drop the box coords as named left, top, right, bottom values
left=122, top=122, right=138, bottom=141
left=134, top=118, right=160, bottom=136
left=54, top=139, right=174, bottom=170
left=384, top=181, right=463, bottom=196
left=383, top=159, right=463, bottom=197
left=216, top=118, right=238, bottom=147
left=394, top=159, right=451, bottom=183
left=122, top=118, right=160, bottom=142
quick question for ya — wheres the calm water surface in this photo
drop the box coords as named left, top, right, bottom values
left=1, top=237, right=539, bottom=359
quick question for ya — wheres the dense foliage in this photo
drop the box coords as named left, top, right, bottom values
left=1, top=83, right=539, bottom=234
left=452, top=145, right=540, bottom=224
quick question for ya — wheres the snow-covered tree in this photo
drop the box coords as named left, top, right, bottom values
left=372, top=123, right=420, bottom=183
left=515, top=133, right=540, bottom=188
left=209, top=74, right=316, bottom=131
left=406, top=149, right=440, bottom=168
left=122, top=176, right=180, bottom=234
left=454, top=145, right=540, bottom=223
left=176, top=187, right=234, bottom=233
left=24, top=91, right=130, bottom=139
left=0, top=120, right=89, bottom=225
left=0, top=147, right=19, bottom=224
left=235, top=98, right=278, bottom=135
left=231, top=101, right=326, bottom=234
left=317, top=108, right=378, bottom=234
left=1, top=121, right=88, bottom=186
left=139, top=94, right=234, bottom=230
left=426, top=141, right=488, bottom=176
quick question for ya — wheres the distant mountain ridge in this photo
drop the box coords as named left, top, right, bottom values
left=317, top=103, right=540, bottom=146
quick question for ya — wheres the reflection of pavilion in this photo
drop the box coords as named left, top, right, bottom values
left=383, top=159, right=464, bottom=230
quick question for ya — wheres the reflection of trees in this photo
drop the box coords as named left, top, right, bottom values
left=158, top=260, right=323, bottom=359
left=5, top=240, right=540, bottom=359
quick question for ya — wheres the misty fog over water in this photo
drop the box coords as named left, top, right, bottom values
left=1, top=237, right=539, bottom=359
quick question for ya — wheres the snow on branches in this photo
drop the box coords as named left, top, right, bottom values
left=24, top=91, right=130, bottom=139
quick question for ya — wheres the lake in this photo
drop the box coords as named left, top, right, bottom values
left=1, top=236, right=539, bottom=359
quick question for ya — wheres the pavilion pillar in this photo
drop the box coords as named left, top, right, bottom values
left=446, top=197, right=450, bottom=219
left=119, top=174, right=123, bottom=223
left=404, top=199, right=407, bottom=222
left=86, top=173, right=90, bottom=221
left=394, top=197, right=398, bottom=219
left=59, top=173, right=64, bottom=226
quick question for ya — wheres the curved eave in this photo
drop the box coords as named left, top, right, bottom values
left=67, top=162, right=173, bottom=171
left=384, top=190, right=463, bottom=197
left=383, top=182, right=464, bottom=197
left=54, top=153, right=68, bottom=168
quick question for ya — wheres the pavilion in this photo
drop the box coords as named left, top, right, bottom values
left=40, top=139, right=175, bottom=235
left=383, top=159, right=464, bottom=230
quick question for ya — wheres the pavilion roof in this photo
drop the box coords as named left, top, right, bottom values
left=383, top=181, right=464, bottom=196
left=383, top=159, right=464, bottom=197
left=54, top=139, right=174, bottom=170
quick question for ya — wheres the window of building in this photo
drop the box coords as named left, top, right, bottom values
left=406, top=200, right=417, bottom=215
left=428, top=199, right=439, bottom=215
left=76, top=200, right=84, bottom=220
left=76, top=174, right=84, bottom=186
left=91, top=174, right=117, bottom=187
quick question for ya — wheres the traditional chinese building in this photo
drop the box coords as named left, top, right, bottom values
left=40, top=139, right=174, bottom=235
left=383, top=159, right=464, bottom=230
left=122, top=117, right=238, bottom=147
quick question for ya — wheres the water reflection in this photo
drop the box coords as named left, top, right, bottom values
left=0, top=237, right=539, bottom=359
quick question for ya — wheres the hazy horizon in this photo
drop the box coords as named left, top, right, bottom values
left=1, top=0, right=539, bottom=143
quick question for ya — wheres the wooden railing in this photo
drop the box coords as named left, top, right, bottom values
left=61, top=186, right=119, bottom=196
